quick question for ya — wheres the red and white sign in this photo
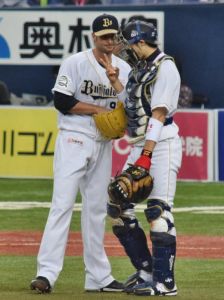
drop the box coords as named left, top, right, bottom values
left=112, top=135, right=132, bottom=177
left=174, top=110, right=213, bottom=181
left=112, top=110, right=214, bottom=181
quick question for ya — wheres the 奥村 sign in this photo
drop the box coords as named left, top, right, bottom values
left=0, top=10, right=164, bottom=65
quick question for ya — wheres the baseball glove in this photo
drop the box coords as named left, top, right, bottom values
left=108, top=165, right=153, bottom=204
left=93, top=101, right=127, bottom=139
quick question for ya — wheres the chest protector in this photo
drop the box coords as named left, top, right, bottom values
left=125, top=55, right=173, bottom=144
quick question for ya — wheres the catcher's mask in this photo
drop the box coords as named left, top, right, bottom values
left=114, top=30, right=139, bottom=68
left=122, top=20, right=158, bottom=46
left=114, top=20, right=158, bottom=68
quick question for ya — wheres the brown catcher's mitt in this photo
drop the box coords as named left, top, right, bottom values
left=108, top=165, right=153, bottom=204
left=93, top=101, right=127, bottom=139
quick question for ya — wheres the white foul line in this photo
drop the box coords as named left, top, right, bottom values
left=0, top=202, right=224, bottom=214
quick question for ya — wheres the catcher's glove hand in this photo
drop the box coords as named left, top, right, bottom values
left=108, top=165, right=153, bottom=204
left=93, top=101, right=127, bottom=140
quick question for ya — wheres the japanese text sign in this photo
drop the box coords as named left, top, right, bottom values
left=174, top=110, right=213, bottom=181
left=0, top=10, right=164, bottom=65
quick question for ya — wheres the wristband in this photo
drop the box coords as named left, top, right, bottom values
left=134, top=149, right=152, bottom=170
left=145, top=117, right=163, bottom=143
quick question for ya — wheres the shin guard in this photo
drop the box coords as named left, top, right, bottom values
left=150, top=231, right=176, bottom=289
left=113, top=217, right=152, bottom=272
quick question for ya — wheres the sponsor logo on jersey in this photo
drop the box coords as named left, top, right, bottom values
left=67, top=137, right=83, bottom=145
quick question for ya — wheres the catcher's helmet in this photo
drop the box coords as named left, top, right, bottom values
left=122, top=20, right=158, bottom=46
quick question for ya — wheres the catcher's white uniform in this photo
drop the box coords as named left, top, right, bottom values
left=36, top=49, right=130, bottom=290
left=112, top=50, right=182, bottom=295
left=124, top=52, right=182, bottom=207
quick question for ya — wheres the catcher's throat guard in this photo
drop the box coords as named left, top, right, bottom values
left=108, top=165, right=153, bottom=204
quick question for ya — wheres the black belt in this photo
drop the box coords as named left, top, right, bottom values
left=164, top=117, right=173, bottom=126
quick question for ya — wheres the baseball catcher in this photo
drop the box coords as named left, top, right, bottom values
left=101, top=18, right=182, bottom=297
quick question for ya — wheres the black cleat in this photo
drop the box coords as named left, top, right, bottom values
left=133, top=281, right=177, bottom=296
left=30, top=276, right=52, bottom=294
left=100, top=280, right=124, bottom=292
left=86, top=280, right=124, bottom=292
left=124, top=270, right=153, bottom=293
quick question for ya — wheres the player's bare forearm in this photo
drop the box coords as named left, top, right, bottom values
left=69, top=101, right=109, bottom=115
left=143, top=140, right=157, bottom=153
left=110, top=79, right=124, bottom=94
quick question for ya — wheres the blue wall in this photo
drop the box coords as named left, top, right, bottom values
left=0, top=4, right=224, bottom=107
left=0, top=65, right=55, bottom=101
left=162, top=4, right=224, bottom=109
left=218, top=110, right=224, bottom=180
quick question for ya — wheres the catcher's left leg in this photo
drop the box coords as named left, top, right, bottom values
left=107, top=204, right=153, bottom=292
left=132, top=199, right=177, bottom=296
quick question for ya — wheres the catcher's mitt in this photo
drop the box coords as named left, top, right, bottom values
left=108, top=165, right=153, bottom=204
left=93, top=101, right=127, bottom=139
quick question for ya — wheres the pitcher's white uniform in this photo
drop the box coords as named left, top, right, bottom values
left=36, top=49, right=130, bottom=290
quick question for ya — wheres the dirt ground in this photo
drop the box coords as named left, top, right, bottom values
left=0, top=231, right=223, bottom=258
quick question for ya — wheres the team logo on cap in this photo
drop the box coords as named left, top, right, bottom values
left=102, top=18, right=113, bottom=27
left=130, top=30, right=139, bottom=37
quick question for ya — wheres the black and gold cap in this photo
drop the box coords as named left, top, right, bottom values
left=92, top=14, right=119, bottom=36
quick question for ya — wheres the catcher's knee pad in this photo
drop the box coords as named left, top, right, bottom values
left=112, top=214, right=152, bottom=272
left=145, top=199, right=176, bottom=236
left=107, top=200, right=134, bottom=219
left=144, top=199, right=171, bottom=222
left=107, top=200, right=121, bottom=219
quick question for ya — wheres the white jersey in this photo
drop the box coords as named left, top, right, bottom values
left=123, top=51, right=181, bottom=144
left=124, top=50, right=182, bottom=204
left=150, top=52, right=181, bottom=141
left=52, top=49, right=131, bottom=140
left=150, top=52, right=180, bottom=116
